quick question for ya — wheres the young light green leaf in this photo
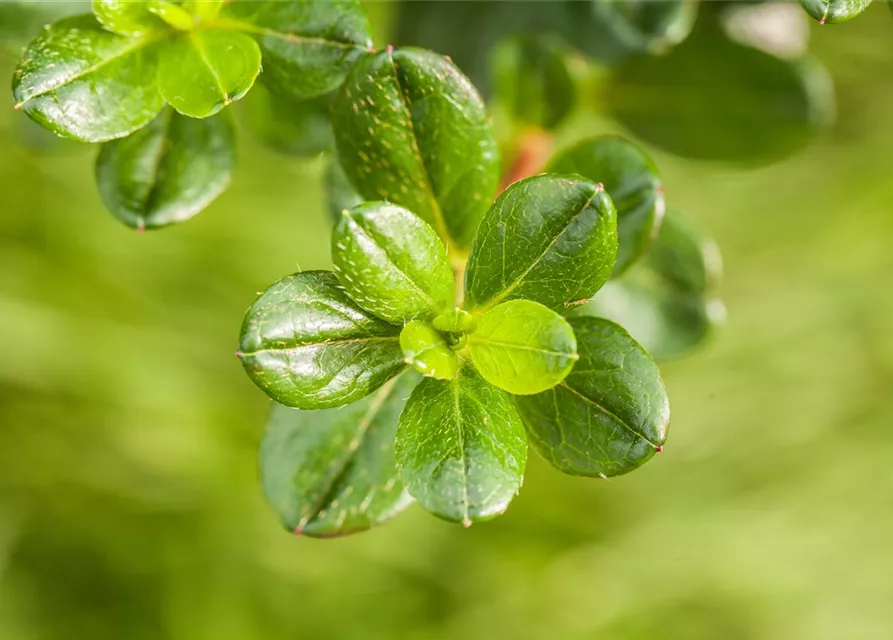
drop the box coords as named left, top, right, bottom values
left=432, top=308, right=477, bottom=335
left=577, top=210, right=724, bottom=361
left=241, top=85, right=333, bottom=157
left=395, top=367, right=527, bottom=525
left=261, top=371, right=418, bottom=537
left=332, top=202, right=454, bottom=324
left=468, top=300, right=578, bottom=395
left=95, top=108, right=234, bottom=230
left=12, top=15, right=165, bottom=142
left=325, top=160, right=364, bottom=223
left=464, top=174, right=617, bottom=313
left=491, top=34, right=577, bottom=131
left=400, top=321, right=459, bottom=381
left=148, top=0, right=196, bottom=31
left=238, top=271, right=405, bottom=410
left=516, top=316, right=669, bottom=477
left=158, top=29, right=261, bottom=118
left=93, top=0, right=166, bottom=36
left=216, top=0, right=372, bottom=100
left=331, top=47, right=500, bottom=250
left=800, top=0, right=871, bottom=23
left=548, top=136, right=665, bottom=276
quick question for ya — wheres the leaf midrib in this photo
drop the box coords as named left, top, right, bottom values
left=559, top=382, right=660, bottom=448
left=468, top=335, right=577, bottom=359
left=209, top=16, right=367, bottom=52
left=241, top=335, right=398, bottom=356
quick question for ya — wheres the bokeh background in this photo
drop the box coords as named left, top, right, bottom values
left=2, top=2, right=893, bottom=638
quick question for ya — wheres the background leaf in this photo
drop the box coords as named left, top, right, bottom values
left=260, top=371, right=418, bottom=537
left=238, top=271, right=405, bottom=410
left=395, top=367, right=527, bottom=525
left=331, top=47, right=500, bottom=251
left=468, top=300, right=578, bottom=395
left=332, top=202, right=454, bottom=324
left=516, top=316, right=669, bottom=477
left=325, top=159, right=364, bottom=222
left=95, top=108, right=235, bottom=230
left=464, top=174, right=617, bottom=312
left=548, top=135, right=665, bottom=276
left=240, top=85, right=333, bottom=157
left=12, top=15, right=164, bottom=142
left=158, top=29, right=261, bottom=118
left=93, top=0, right=166, bottom=36
left=217, top=0, right=372, bottom=100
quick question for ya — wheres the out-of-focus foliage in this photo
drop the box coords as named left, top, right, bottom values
left=2, top=2, right=893, bottom=639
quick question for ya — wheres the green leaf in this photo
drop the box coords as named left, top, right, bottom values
left=400, top=321, right=459, bottom=381
left=240, top=85, right=333, bottom=157
left=12, top=15, right=165, bottom=143
left=576, top=210, right=724, bottom=361
left=95, top=108, right=234, bottom=230
left=148, top=0, right=196, bottom=31
left=93, top=0, right=166, bottom=36
left=605, top=19, right=835, bottom=163
left=491, top=34, right=577, bottom=131
left=158, top=29, right=261, bottom=118
left=800, top=0, right=871, bottom=23
left=238, top=271, right=405, bottom=410
left=332, top=202, right=454, bottom=324
left=260, top=371, right=418, bottom=537
left=432, top=308, right=477, bottom=335
left=331, top=47, right=500, bottom=251
left=395, top=367, right=527, bottom=525
left=464, top=174, right=617, bottom=313
left=565, top=0, right=696, bottom=59
left=468, top=300, right=578, bottom=395
left=325, top=160, right=364, bottom=223
left=216, top=0, right=372, bottom=101
left=516, top=316, right=669, bottom=477
left=548, top=136, right=665, bottom=277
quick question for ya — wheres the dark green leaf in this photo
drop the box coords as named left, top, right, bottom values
left=238, top=271, right=405, bottom=410
left=395, top=367, right=527, bottom=525
left=548, top=135, right=665, bottom=276
left=332, top=202, right=454, bottom=324
left=325, top=160, right=364, bottom=223
left=158, top=29, right=261, bottom=118
left=12, top=15, right=165, bottom=142
left=491, top=34, right=577, bottom=131
left=331, top=47, right=500, bottom=251
left=576, top=211, right=724, bottom=361
left=468, top=300, right=578, bottom=395
left=95, top=108, right=235, bottom=230
left=605, top=20, right=834, bottom=163
left=464, top=174, right=617, bottom=313
left=800, top=0, right=871, bottom=23
left=93, top=0, right=165, bottom=36
left=261, top=371, right=418, bottom=537
left=241, top=85, right=333, bottom=157
left=400, top=321, right=459, bottom=381
left=565, top=0, right=696, bottom=59
left=216, top=0, right=372, bottom=101
left=516, top=316, right=669, bottom=477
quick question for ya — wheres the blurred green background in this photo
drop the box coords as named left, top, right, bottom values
left=2, top=3, right=893, bottom=639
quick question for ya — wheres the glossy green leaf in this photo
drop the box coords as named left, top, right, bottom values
left=577, top=211, right=724, bottom=361
left=12, top=15, right=164, bottom=142
left=148, top=0, right=196, bottom=31
left=331, top=47, right=500, bottom=250
left=516, top=316, right=669, bottom=477
left=395, top=367, right=527, bottom=525
left=400, top=321, right=459, bottom=381
left=216, top=0, right=372, bottom=101
left=492, top=34, right=577, bottom=131
left=800, top=0, right=871, bottom=23
left=241, top=85, right=333, bottom=157
left=158, top=29, right=261, bottom=118
left=93, top=0, right=165, bottom=35
left=325, top=160, right=364, bottom=223
left=432, top=308, right=477, bottom=335
left=260, top=371, right=418, bottom=537
left=605, top=20, right=834, bottom=163
left=548, top=136, right=665, bottom=277
left=468, top=300, right=578, bottom=396
left=95, top=108, right=234, bottom=230
left=565, top=0, right=696, bottom=59
left=464, top=174, right=618, bottom=313
left=332, top=202, right=454, bottom=324
left=238, top=271, right=405, bottom=410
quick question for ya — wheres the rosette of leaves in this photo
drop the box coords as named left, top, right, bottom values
left=11, top=0, right=372, bottom=229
